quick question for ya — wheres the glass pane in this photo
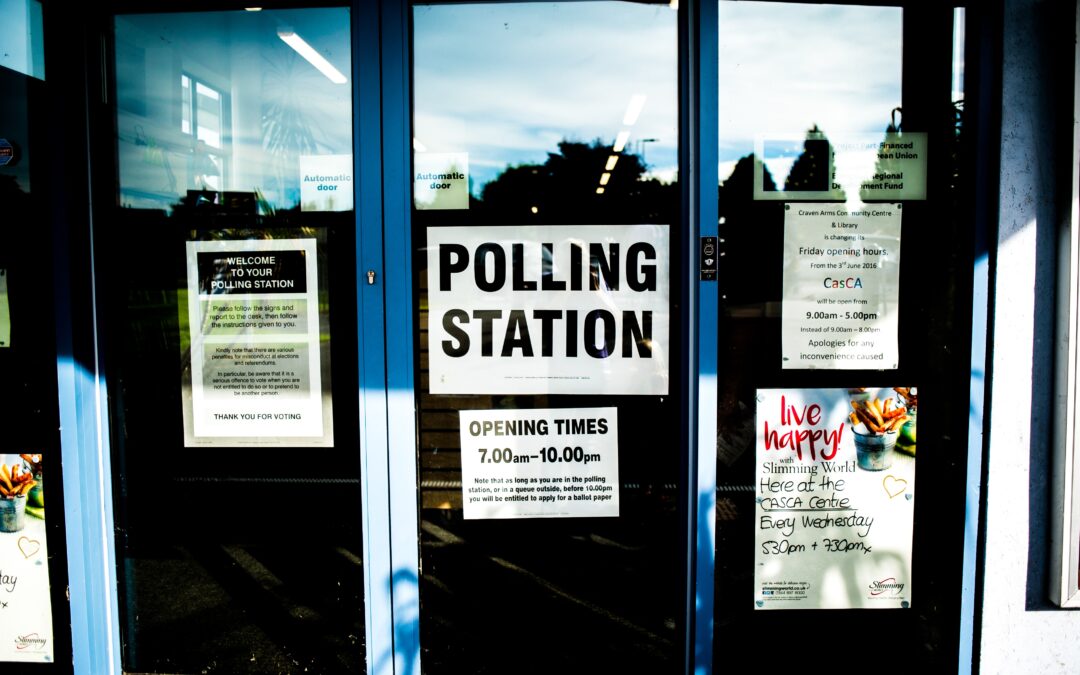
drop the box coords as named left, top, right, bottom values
left=116, top=8, right=353, bottom=214
left=111, top=8, right=364, bottom=674
left=0, top=13, right=69, bottom=668
left=0, top=0, right=45, bottom=80
left=714, top=2, right=970, bottom=669
left=412, top=2, right=683, bottom=672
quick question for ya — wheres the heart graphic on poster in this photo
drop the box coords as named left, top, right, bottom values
left=18, top=537, right=41, bottom=559
left=755, top=600, right=764, bottom=607
left=883, top=475, right=908, bottom=499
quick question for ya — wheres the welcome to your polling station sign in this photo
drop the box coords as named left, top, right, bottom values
left=426, top=225, right=670, bottom=396
left=182, top=238, right=332, bottom=447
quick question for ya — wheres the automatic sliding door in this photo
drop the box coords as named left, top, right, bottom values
left=109, top=8, right=366, bottom=673
left=411, top=3, right=685, bottom=672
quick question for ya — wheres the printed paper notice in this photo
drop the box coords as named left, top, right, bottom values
left=414, top=152, right=469, bottom=210
left=755, top=131, right=927, bottom=201
left=459, top=408, right=619, bottom=519
left=0, top=269, right=9, bottom=348
left=782, top=204, right=901, bottom=369
left=427, top=224, right=669, bottom=395
left=754, top=388, right=916, bottom=610
left=0, top=453, right=53, bottom=663
left=183, top=238, right=332, bottom=446
left=300, top=154, right=353, bottom=212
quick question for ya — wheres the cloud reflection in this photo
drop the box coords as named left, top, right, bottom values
left=413, top=2, right=678, bottom=193
left=720, top=2, right=903, bottom=175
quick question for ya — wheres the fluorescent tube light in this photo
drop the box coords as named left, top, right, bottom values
left=278, top=28, right=347, bottom=84
left=599, top=172, right=611, bottom=186
left=605, top=155, right=619, bottom=171
left=623, top=94, right=647, bottom=126
left=613, top=130, right=631, bottom=153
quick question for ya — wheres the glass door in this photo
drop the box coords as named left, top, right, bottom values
left=107, top=6, right=367, bottom=673
left=410, top=2, right=688, bottom=672
left=710, top=2, right=975, bottom=670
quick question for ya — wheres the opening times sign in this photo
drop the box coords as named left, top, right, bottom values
left=754, top=388, right=915, bottom=610
left=459, top=408, right=619, bottom=519
left=427, top=225, right=669, bottom=395
left=782, top=203, right=902, bottom=369
left=183, top=238, right=331, bottom=446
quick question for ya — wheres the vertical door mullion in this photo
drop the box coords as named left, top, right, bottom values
left=379, top=0, right=423, bottom=673
left=354, top=1, right=398, bottom=674
left=689, top=0, right=719, bottom=671
left=55, top=9, right=123, bottom=674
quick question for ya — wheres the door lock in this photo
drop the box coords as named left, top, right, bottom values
left=367, top=270, right=376, bottom=285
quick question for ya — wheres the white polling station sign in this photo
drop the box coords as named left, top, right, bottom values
left=427, top=224, right=669, bottom=395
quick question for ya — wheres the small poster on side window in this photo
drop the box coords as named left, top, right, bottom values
left=0, top=269, right=9, bottom=348
left=0, top=453, right=53, bottom=663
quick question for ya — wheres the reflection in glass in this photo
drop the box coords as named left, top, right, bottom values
left=115, top=9, right=352, bottom=213
left=0, top=0, right=45, bottom=80
left=719, top=2, right=902, bottom=199
left=414, top=2, right=677, bottom=198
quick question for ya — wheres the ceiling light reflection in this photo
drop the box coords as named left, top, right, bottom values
left=613, top=130, right=631, bottom=153
left=605, top=155, right=619, bottom=171
left=623, top=94, right=647, bottom=126
left=278, top=28, right=348, bottom=84
left=599, top=172, right=611, bottom=186
left=596, top=187, right=605, bottom=194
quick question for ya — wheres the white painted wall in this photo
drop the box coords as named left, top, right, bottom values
left=979, top=0, right=1080, bottom=671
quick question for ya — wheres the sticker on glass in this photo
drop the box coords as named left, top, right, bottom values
left=414, top=152, right=469, bottom=210
left=300, top=154, right=353, bottom=211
